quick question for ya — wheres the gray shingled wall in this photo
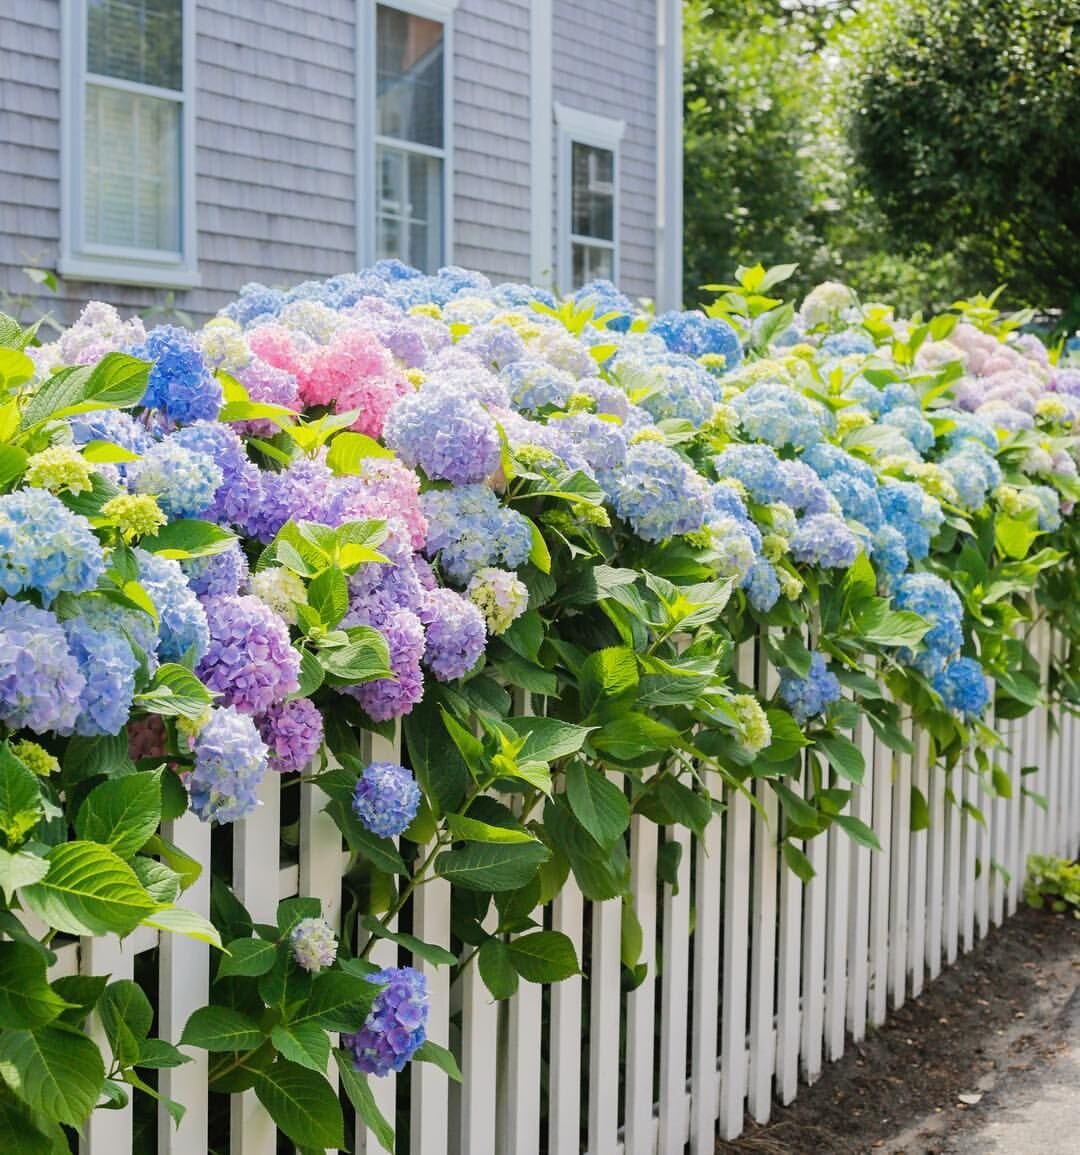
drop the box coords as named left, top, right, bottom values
left=552, top=0, right=657, bottom=302
left=0, top=0, right=658, bottom=324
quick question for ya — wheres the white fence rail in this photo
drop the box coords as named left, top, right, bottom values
left=55, top=622, right=1080, bottom=1154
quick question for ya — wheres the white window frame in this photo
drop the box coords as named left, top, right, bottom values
left=357, top=0, right=456, bottom=271
left=59, top=0, right=199, bottom=289
left=555, top=102, right=624, bottom=295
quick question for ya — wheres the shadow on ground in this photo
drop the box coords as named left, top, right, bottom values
left=717, top=907, right=1080, bottom=1155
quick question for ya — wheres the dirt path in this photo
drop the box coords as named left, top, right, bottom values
left=717, top=907, right=1080, bottom=1155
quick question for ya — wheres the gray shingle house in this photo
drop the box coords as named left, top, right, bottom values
left=1, top=0, right=684, bottom=324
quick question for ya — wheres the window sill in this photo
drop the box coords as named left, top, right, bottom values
left=58, top=254, right=202, bottom=291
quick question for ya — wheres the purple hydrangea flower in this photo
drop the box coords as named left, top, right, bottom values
left=196, top=595, right=300, bottom=714
left=290, top=917, right=338, bottom=973
left=181, top=542, right=250, bottom=598
left=351, top=761, right=421, bottom=838
left=134, top=325, right=223, bottom=424
left=63, top=617, right=138, bottom=736
left=345, top=607, right=426, bottom=721
left=421, top=588, right=487, bottom=681
left=778, top=652, right=841, bottom=725
left=0, top=488, right=105, bottom=605
left=383, top=387, right=501, bottom=485
left=256, top=697, right=324, bottom=773
left=342, top=966, right=429, bottom=1077
left=0, top=600, right=84, bottom=735
left=188, top=706, right=269, bottom=824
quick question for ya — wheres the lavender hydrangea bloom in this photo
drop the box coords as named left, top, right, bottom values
left=789, top=514, right=860, bottom=568
left=290, top=918, right=338, bottom=973
left=421, top=588, right=487, bottom=681
left=893, top=572, right=963, bottom=676
left=457, top=323, right=526, bottom=370
left=352, top=762, right=421, bottom=837
left=0, top=488, right=105, bottom=605
left=778, top=652, right=841, bottom=724
left=188, top=706, right=269, bottom=824
left=127, top=439, right=223, bottom=519
left=134, top=325, right=223, bottom=424
left=256, top=697, right=325, bottom=773
left=171, top=421, right=249, bottom=483
left=181, top=542, right=250, bottom=598
left=383, top=387, right=501, bottom=484
left=548, top=412, right=629, bottom=474
left=422, top=486, right=533, bottom=584
left=345, top=606, right=426, bottom=721
left=648, top=311, right=742, bottom=369
left=244, top=455, right=335, bottom=543
left=609, top=443, right=710, bottom=542
left=196, top=595, right=299, bottom=714
left=63, top=617, right=138, bottom=736
left=0, top=600, right=84, bottom=734
left=502, top=360, right=577, bottom=413
left=342, top=966, right=429, bottom=1076
left=933, top=657, right=991, bottom=718
left=220, top=282, right=284, bottom=325
left=135, top=549, right=210, bottom=663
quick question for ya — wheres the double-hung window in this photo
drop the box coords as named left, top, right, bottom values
left=61, top=0, right=198, bottom=287
left=358, top=2, right=453, bottom=273
left=555, top=103, right=624, bottom=292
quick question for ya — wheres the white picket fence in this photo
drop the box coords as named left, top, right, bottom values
left=52, top=623, right=1080, bottom=1154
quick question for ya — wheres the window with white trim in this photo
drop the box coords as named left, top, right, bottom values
left=374, top=2, right=449, bottom=272
left=61, top=0, right=198, bottom=287
left=555, top=104, right=624, bottom=293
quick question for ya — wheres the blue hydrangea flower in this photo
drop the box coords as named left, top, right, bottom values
left=933, top=657, right=991, bottom=718
left=0, top=600, right=84, bottom=735
left=893, top=572, right=963, bottom=676
left=457, top=323, right=525, bottom=371
left=127, top=439, right=223, bottom=519
left=135, top=548, right=210, bottom=662
left=1029, top=485, right=1062, bottom=531
left=352, top=762, right=421, bottom=838
left=778, top=652, right=841, bottom=724
left=935, top=408, right=999, bottom=452
left=609, top=442, right=711, bottom=542
left=879, top=383, right=919, bottom=414
left=616, top=353, right=717, bottom=427
left=648, top=311, right=742, bottom=369
left=188, top=706, right=269, bottom=824
left=743, top=557, right=781, bottom=612
left=342, top=966, right=429, bottom=1076
left=573, top=279, right=633, bottom=331
left=181, top=542, right=249, bottom=598
left=879, top=479, right=944, bottom=560
left=68, top=408, right=153, bottom=458
left=383, top=387, right=501, bottom=485
left=133, top=325, right=223, bottom=424
left=714, top=445, right=829, bottom=514
left=821, top=330, right=875, bottom=358
left=711, top=517, right=759, bottom=583
left=880, top=406, right=935, bottom=453
left=789, top=514, right=860, bottom=568
left=220, top=282, right=284, bottom=325
left=871, top=525, right=909, bottom=590
left=171, top=421, right=250, bottom=485
left=490, top=281, right=557, bottom=311
left=421, top=485, right=533, bottom=584
left=942, top=444, right=1001, bottom=510
left=421, top=588, right=487, bottom=681
left=73, top=593, right=159, bottom=670
left=501, top=360, right=577, bottom=413
left=63, top=617, right=138, bottom=736
left=0, top=488, right=105, bottom=605
left=802, top=443, right=877, bottom=488
left=822, top=473, right=882, bottom=529
left=548, top=412, right=629, bottom=475
left=731, top=382, right=829, bottom=449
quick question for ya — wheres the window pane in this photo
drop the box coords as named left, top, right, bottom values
left=375, top=143, right=443, bottom=273
left=87, top=0, right=183, bottom=90
left=571, top=142, right=615, bottom=241
left=572, top=242, right=613, bottom=289
left=376, top=4, right=444, bottom=147
left=84, top=83, right=180, bottom=251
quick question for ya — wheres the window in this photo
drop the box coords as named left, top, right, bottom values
left=359, top=2, right=454, bottom=273
left=61, top=0, right=198, bottom=287
left=555, top=103, right=624, bottom=293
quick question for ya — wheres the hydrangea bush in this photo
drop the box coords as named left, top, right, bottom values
left=0, top=260, right=1076, bottom=1151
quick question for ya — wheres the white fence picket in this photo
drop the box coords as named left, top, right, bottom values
left=658, top=827, right=691, bottom=1153
left=868, top=737, right=892, bottom=1026
left=692, top=777, right=723, bottom=1151
left=588, top=889, right=623, bottom=1155
left=81, top=934, right=136, bottom=1154
left=410, top=864, right=451, bottom=1155
left=800, top=777, right=827, bottom=1082
left=747, top=779, right=778, bottom=1122
left=718, top=784, right=750, bottom=1138
left=888, top=732, right=912, bottom=1009
left=846, top=713, right=875, bottom=1041
left=548, top=879, right=584, bottom=1155
left=908, top=726, right=929, bottom=998
left=624, top=817, right=659, bottom=1155
left=455, top=909, right=499, bottom=1155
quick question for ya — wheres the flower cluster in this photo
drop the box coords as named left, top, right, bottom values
left=188, top=706, right=269, bottom=824
left=342, top=966, right=429, bottom=1076
left=352, top=762, right=421, bottom=838
left=290, top=917, right=338, bottom=973
left=778, top=653, right=842, bottom=725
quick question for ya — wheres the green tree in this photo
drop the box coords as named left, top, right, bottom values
left=849, top=0, right=1080, bottom=321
